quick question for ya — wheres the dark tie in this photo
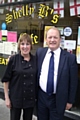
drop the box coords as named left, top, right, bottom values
left=47, top=51, right=54, bottom=95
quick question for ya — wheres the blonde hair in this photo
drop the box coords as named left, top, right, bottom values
left=45, top=26, right=61, bottom=39
left=18, top=33, right=33, bottom=50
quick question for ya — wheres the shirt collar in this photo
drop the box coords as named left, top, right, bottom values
left=53, top=48, right=61, bottom=55
left=47, top=47, right=61, bottom=55
left=19, top=52, right=32, bottom=61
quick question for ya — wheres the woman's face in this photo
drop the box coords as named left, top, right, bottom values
left=20, top=40, right=31, bottom=56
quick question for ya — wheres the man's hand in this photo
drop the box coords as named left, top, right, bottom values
left=65, top=103, right=72, bottom=110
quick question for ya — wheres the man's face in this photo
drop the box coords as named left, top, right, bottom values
left=46, top=29, right=61, bottom=51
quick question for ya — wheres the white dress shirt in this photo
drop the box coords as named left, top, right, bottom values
left=39, top=47, right=61, bottom=93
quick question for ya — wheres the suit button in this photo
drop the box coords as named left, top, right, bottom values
left=31, top=74, right=33, bottom=77
left=23, top=83, right=26, bottom=85
left=31, top=82, right=33, bottom=85
left=29, top=64, right=31, bottom=67
left=24, top=98, right=25, bottom=100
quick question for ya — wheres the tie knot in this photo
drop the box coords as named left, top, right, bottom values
left=51, top=51, right=54, bottom=55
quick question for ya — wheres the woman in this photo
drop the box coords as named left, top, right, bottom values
left=1, top=33, right=37, bottom=120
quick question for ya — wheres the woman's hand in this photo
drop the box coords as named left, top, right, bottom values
left=5, top=97, right=11, bottom=109
left=7, top=56, right=11, bottom=61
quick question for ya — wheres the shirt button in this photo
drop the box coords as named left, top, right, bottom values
left=24, top=98, right=25, bottom=100
left=24, top=83, right=26, bottom=85
left=24, top=75, right=26, bottom=77
left=24, top=91, right=25, bottom=93
left=31, top=97, right=33, bottom=100
left=31, top=90, right=33, bottom=92
left=22, top=61, right=24, bottom=63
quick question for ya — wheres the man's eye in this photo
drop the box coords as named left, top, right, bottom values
left=48, top=36, right=52, bottom=39
left=54, top=36, right=58, bottom=39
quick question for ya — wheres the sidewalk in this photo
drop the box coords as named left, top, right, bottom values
left=0, top=99, right=37, bottom=120
left=0, top=99, right=9, bottom=120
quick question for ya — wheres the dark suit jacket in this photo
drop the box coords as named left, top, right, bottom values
left=36, top=47, right=78, bottom=114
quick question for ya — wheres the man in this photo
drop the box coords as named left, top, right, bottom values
left=36, top=26, right=78, bottom=120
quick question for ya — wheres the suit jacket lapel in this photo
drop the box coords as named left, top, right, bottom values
left=57, top=49, right=66, bottom=84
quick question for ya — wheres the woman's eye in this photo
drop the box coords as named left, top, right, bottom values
left=21, top=43, right=30, bottom=46
left=21, top=43, right=24, bottom=45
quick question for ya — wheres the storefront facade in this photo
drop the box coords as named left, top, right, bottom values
left=0, top=0, right=80, bottom=119
left=0, top=0, right=80, bottom=52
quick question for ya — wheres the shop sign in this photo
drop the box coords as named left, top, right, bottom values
left=5, top=4, right=60, bottom=24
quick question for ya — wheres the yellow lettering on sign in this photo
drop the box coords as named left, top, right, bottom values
left=51, top=14, right=59, bottom=24
left=5, top=59, right=8, bottom=65
left=5, top=14, right=13, bottom=24
left=18, top=9, right=22, bottom=18
left=26, top=5, right=29, bottom=15
left=13, top=10, right=19, bottom=19
left=0, top=58, right=8, bottom=65
left=31, top=33, right=34, bottom=44
left=34, top=35, right=38, bottom=44
left=29, top=7, right=34, bottom=15
left=5, top=4, right=60, bottom=25
left=22, top=6, right=25, bottom=16
left=0, top=58, right=2, bottom=64
left=38, top=4, right=48, bottom=18
left=1, top=58, right=5, bottom=65
left=30, top=33, right=38, bottom=44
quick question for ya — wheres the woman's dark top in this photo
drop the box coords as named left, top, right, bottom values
left=1, top=53, right=37, bottom=108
